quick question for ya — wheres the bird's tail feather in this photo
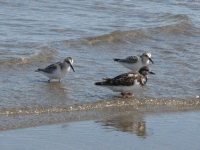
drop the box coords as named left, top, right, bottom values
left=113, top=58, right=121, bottom=62
left=35, top=68, right=44, bottom=72
left=95, top=82, right=106, bottom=85
left=95, top=77, right=111, bottom=85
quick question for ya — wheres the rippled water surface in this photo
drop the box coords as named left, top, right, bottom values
left=0, top=0, right=200, bottom=130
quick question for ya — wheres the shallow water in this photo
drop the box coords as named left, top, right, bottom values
left=0, top=0, right=200, bottom=130
left=1, top=111, right=200, bottom=150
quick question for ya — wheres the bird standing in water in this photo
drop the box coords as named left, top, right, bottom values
left=95, top=66, right=155, bottom=98
left=36, top=57, right=75, bottom=82
left=113, top=52, right=154, bottom=71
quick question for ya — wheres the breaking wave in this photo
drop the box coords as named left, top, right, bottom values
left=63, top=21, right=199, bottom=46
left=152, top=21, right=199, bottom=35
left=0, top=45, right=57, bottom=66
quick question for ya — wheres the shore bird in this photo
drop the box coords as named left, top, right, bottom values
left=95, top=66, right=155, bottom=98
left=113, top=52, right=154, bottom=71
left=35, top=57, right=75, bottom=82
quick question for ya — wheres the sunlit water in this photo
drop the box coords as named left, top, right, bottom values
left=0, top=0, right=200, bottom=130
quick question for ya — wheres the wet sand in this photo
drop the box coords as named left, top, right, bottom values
left=1, top=110, right=200, bottom=150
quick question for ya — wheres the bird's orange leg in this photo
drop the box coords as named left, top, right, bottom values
left=121, top=92, right=134, bottom=98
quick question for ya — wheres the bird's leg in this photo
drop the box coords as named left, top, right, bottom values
left=59, top=79, right=61, bottom=82
left=48, top=79, right=51, bottom=83
left=121, top=92, right=129, bottom=98
left=121, top=92, right=126, bottom=98
left=121, top=92, right=134, bottom=98
left=127, top=93, right=134, bottom=98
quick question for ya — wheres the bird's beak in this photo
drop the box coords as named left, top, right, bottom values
left=149, top=71, right=155, bottom=75
left=149, top=58, right=154, bottom=64
left=69, top=62, right=75, bottom=72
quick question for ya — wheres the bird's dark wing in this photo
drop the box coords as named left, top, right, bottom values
left=108, top=73, right=138, bottom=86
left=95, top=72, right=147, bottom=87
left=43, top=64, right=58, bottom=73
left=124, top=56, right=139, bottom=63
left=56, top=61, right=65, bottom=70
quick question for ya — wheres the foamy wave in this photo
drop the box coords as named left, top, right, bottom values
left=1, top=98, right=200, bottom=116
left=0, top=46, right=57, bottom=66
left=1, top=98, right=200, bottom=130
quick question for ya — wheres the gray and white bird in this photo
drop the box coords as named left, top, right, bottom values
left=113, top=52, right=154, bottom=71
left=95, top=66, right=155, bottom=98
left=35, top=57, right=75, bottom=82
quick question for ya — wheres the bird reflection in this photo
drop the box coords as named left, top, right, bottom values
left=41, top=82, right=71, bottom=104
left=96, top=115, right=147, bottom=138
left=136, top=121, right=146, bottom=137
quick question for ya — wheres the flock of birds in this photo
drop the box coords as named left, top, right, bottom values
left=36, top=52, right=154, bottom=98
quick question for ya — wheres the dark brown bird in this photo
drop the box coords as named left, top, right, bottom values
left=95, top=66, right=155, bottom=98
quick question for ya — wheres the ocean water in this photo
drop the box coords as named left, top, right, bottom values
left=0, top=0, right=200, bottom=132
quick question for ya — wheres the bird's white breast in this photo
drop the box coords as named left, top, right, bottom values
left=120, top=60, right=143, bottom=71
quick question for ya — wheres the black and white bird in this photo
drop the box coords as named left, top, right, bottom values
left=35, top=57, right=75, bottom=82
left=95, top=66, right=155, bottom=98
left=113, top=52, right=154, bottom=71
